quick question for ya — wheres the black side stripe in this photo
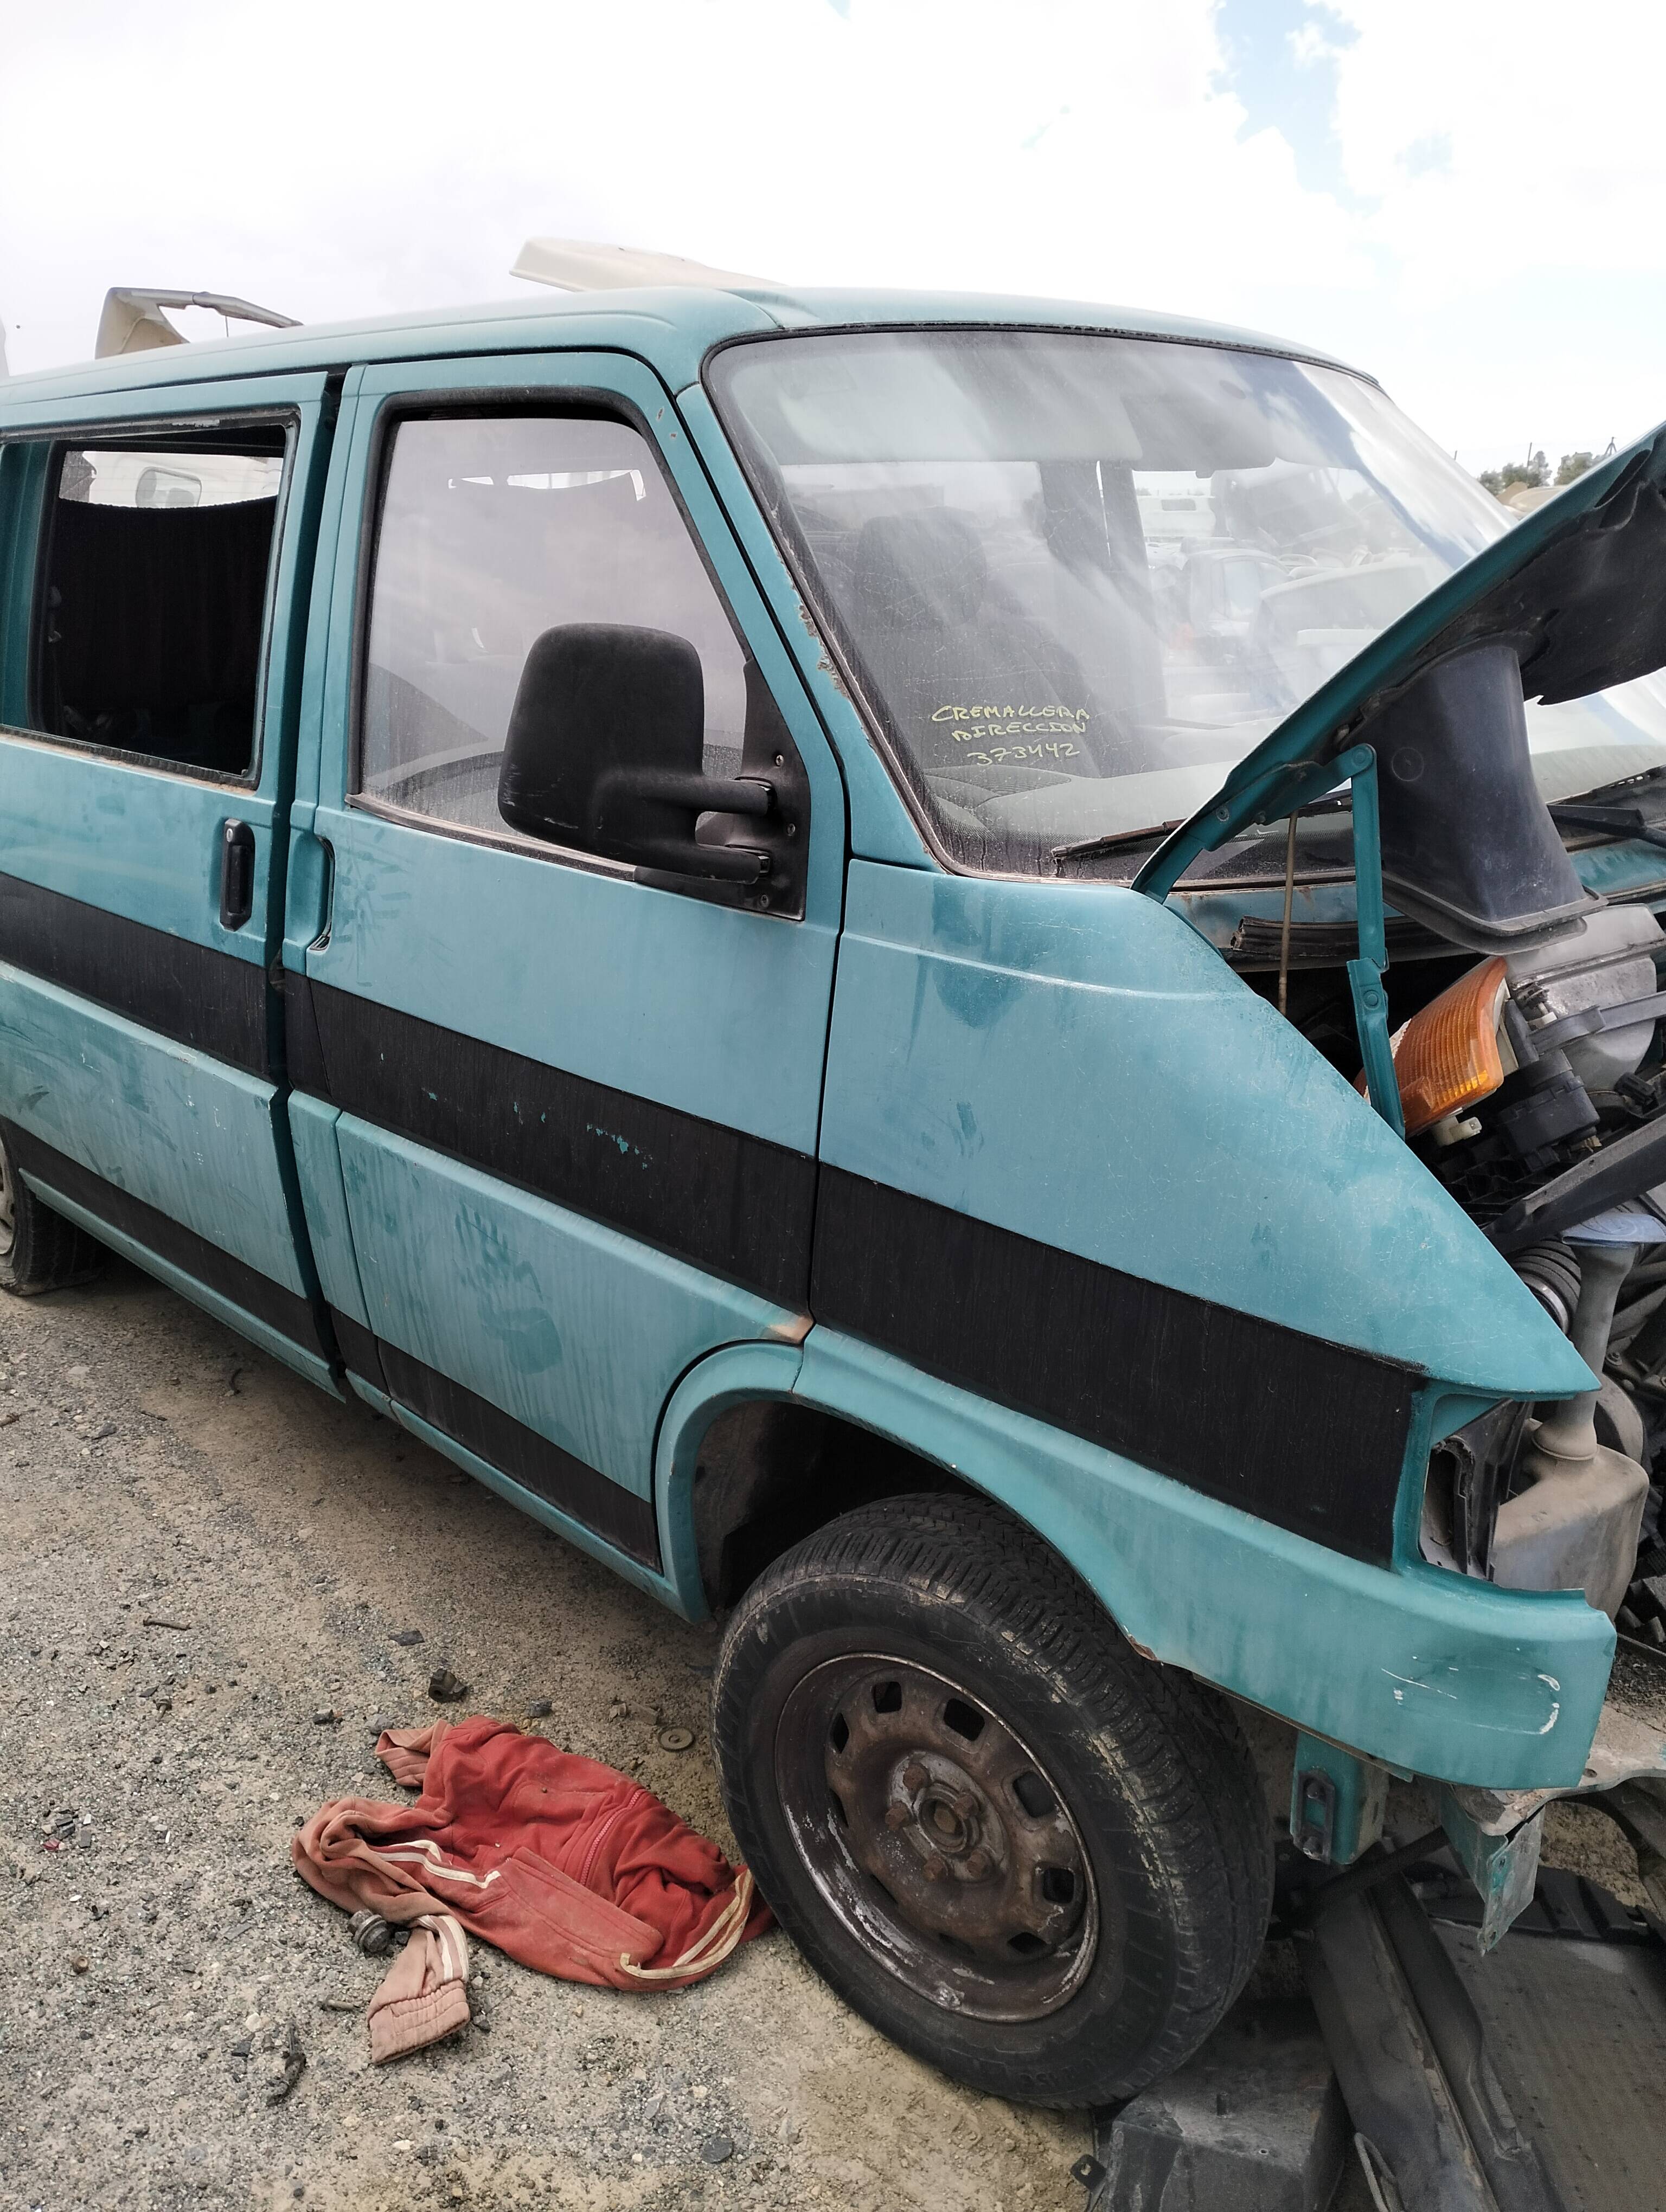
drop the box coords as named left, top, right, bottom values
left=365, top=1332, right=660, bottom=1568
left=305, top=980, right=815, bottom=1311
left=810, top=1166, right=1418, bottom=1565
left=0, top=870, right=270, bottom=1078
left=328, top=1306, right=387, bottom=1394
left=3, top=1122, right=326, bottom=1356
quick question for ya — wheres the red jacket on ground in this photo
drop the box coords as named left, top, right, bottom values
left=293, top=1715, right=771, bottom=2061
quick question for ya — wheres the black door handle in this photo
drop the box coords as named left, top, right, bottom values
left=220, top=819, right=255, bottom=931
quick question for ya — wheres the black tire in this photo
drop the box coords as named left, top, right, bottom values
left=713, top=1493, right=1272, bottom=2109
left=0, top=1131, right=103, bottom=1296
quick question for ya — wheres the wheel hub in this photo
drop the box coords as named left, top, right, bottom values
left=776, top=1654, right=1098, bottom=2022
left=887, top=1754, right=1004, bottom=1883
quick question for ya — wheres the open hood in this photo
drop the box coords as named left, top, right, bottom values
left=1135, top=419, right=1666, bottom=951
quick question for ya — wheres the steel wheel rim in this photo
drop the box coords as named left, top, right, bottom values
left=774, top=1652, right=1100, bottom=2023
left=0, top=1137, right=16, bottom=1262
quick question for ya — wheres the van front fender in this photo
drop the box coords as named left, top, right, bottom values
left=654, top=1330, right=1612, bottom=1793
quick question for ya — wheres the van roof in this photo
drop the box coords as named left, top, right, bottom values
left=0, top=285, right=1370, bottom=412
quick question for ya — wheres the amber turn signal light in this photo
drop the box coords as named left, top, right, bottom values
left=1362, top=956, right=1509, bottom=1136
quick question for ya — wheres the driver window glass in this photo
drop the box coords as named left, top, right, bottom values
left=359, top=413, right=746, bottom=837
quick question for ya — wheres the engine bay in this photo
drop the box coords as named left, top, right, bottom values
left=1247, top=844, right=1666, bottom=1632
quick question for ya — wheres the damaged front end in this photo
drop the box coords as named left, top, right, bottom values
left=1137, top=427, right=1666, bottom=1918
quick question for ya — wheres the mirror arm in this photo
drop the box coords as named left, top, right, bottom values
left=629, top=840, right=770, bottom=885
left=593, top=769, right=775, bottom=819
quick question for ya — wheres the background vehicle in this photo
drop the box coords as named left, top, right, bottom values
left=2, top=279, right=1665, bottom=2108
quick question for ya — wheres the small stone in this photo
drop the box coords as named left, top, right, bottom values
left=267, top=2018, right=306, bottom=2105
left=608, top=1700, right=630, bottom=1720
left=701, top=2136, right=734, bottom=2165
left=312, top=1708, right=341, bottom=1726
left=656, top=1726, right=695, bottom=1753
left=153, top=1696, right=172, bottom=1714
left=390, top=1629, right=425, bottom=1647
left=229, top=2037, right=253, bottom=2057
left=526, top=1699, right=554, bottom=1719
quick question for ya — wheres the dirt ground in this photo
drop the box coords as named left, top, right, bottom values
left=0, top=1258, right=1645, bottom=2212
left=0, top=1259, right=1098, bottom=2212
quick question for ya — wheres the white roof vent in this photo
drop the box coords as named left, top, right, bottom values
left=95, top=289, right=299, bottom=360
left=511, top=237, right=773, bottom=294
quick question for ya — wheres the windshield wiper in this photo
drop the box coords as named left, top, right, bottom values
left=1053, top=790, right=1353, bottom=870
left=1051, top=820, right=1185, bottom=865
left=1547, top=801, right=1666, bottom=853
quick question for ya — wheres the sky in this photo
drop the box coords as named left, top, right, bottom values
left=1, top=0, right=1661, bottom=474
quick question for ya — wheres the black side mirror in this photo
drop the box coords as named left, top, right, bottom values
left=497, top=623, right=804, bottom=911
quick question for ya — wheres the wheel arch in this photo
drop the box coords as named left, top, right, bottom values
left=653, top=1339, right=1099, bottom=1628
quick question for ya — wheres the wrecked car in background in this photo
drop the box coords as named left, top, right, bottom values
left=2, top=272, right=1666, bottom=2111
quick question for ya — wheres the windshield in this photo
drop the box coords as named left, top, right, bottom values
left=709, top=329, right=1666, bottom=874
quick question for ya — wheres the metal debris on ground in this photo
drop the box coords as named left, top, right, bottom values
left=318, top=1996, right=362, bottom=2013
left=311, top=1708, right=341, bottom=1726
left=42, top=1808, right=78, bottom=1842
left=267, top=2018, right=306, bottom=2106
left=427, top=1668, right=469, bottom=1703
left=656, top=1727, right=694, bottom=1753
left=526, top=1699, right=553, bottom=1719
left=348, top=1909, right=394, bottom=1956
left=142, top=1616, right=191, bottom=1631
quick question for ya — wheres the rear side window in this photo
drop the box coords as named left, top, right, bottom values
left=35, top=433, right=286, bottom=777
left=358, top=413, right=746, bottom=837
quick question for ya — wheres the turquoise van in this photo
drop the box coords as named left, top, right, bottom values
left=4, top=282, right=1666, bottom=2108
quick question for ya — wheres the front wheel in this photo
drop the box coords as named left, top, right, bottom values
left=713, top=1493, right=1272, bottom=2109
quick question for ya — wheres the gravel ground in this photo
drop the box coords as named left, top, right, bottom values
left=1, top=1256, right=1644, bottom=2212
left=0, top=1259, right=1093, bottom=2212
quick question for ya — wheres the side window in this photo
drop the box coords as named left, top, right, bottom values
left=358, top=413, right=748, bottom=838
left=35, top=434, right=286, bottom=776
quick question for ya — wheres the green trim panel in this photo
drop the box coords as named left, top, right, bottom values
left=24, top=1171, right=337, bottom=1397
left=335, top=1116, right=800, bottom=1501
left=0, top=962, right=309, bottom=1297
left=286, top=1094, right=370, bottom=1327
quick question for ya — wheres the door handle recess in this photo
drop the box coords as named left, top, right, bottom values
left=220, top=819, right=255, bottom=931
